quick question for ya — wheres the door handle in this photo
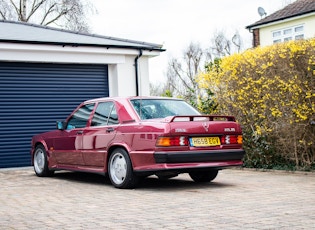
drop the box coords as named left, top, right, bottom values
left=76, top=130, right=83, bottom=135
left=106, top=127, right=115, bottom=133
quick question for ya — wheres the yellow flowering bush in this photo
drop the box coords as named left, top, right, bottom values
left=198, top=39, right=315, bottom=169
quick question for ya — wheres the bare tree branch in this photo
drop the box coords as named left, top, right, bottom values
left=232, top=32, right=242, bottom=53
left=155, top=30, right=245, bottom=100
left=0, top=0, right=94, bottom=32
left=211, top=29, right=243, bottom=58
left=43, top=10, right=66, bottom=26
left=27, top=0, right=46, bottom=21
left=0, top=9, right=6, bottom=19
left=40, top=2, right=58, bottom=25
left=164, top=42, right=206, bottom=103
left=9, top=0, right=20, bottom=19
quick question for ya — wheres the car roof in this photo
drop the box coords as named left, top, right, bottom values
left=84, top=96, right=183, bottom=104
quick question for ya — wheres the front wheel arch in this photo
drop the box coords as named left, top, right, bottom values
left=32, top=141, right=49, bottom=162
left=33, top=144, right=54, bottom=177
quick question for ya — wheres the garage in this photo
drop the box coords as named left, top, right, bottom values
left=0, top=62, right=108, bottom=167
left=0, top=20, right=164, bottom=168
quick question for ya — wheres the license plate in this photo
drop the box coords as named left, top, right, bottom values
left=190, top=137, right=221, bottom=147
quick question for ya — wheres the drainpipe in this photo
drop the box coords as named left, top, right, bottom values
left=134, top=49, right=143, bottom=96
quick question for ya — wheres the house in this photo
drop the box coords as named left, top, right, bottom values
left=0, top=20, right=165, bottom=168
left=246, top=0, right=315, bottom=47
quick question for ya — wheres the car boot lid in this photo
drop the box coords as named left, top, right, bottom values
left=162, top=115, right=242, bottom=135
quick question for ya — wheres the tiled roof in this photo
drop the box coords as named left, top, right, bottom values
left=0, top=20, right=165, bottom=51
left=246, top=0, right=315, bottom=29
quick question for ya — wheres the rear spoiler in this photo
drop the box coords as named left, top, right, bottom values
left=164, top=115, right=236, bottom=122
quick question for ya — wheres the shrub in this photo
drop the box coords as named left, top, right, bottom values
left=198, top=39, right=315, bottom=170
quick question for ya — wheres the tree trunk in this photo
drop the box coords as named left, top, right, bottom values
left=21, top=0, right=26, bottom=21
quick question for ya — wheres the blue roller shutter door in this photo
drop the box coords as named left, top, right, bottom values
left=0, top=62, right=109, bottom=168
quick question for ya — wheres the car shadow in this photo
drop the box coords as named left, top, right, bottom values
left=50, top=171, right=111, bottom=186
left=137, top=176, right=234, bottom=191
left=44, top=171, right=234, bottom=190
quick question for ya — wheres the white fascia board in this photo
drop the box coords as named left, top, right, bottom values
left=0, top=43, right=161, bottom=64
left=250, top=12, right=315, bottom=30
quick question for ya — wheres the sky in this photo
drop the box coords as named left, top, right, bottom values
left=89, top=0, right=293, bottom=84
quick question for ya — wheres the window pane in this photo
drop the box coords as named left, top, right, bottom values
left=295, top=34, right=304, bottom=40
left=91, top=102, right=118, bottom=126
left=284, top=37, right=292, bottom=41
left=130, top=99, right=200, bottom=120
left=283, top=29, right=292, bottom=35
left=273, top=31, right=281, bottom=37
left=295, top=26, right=303, bottom=32
left=273, top=39, right=281, bottom=44
left=108, top=108, right=119, bottom=125
left=67, top=104, right=95, bottom=129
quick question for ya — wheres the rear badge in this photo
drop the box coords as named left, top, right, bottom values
left=203, top=122, right=209, bottom=132
left=224, top=128, right=236, bottom=132
left=175, top=128, right=187, bottom=132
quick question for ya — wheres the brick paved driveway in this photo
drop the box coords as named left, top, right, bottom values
left=0, top=167, right=314, bottom=229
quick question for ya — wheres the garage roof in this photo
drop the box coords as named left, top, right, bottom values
left=0, top=20, right=165, bottom=51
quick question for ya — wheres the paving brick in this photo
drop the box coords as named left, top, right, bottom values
left=0, top=167, right=314, bottom=229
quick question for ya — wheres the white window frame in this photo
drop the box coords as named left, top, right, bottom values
left=272, top=24, right=304, bottom=44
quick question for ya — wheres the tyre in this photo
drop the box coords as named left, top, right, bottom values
left=189, top=170, right=218, bottom=183
left=108, top=148, right=139, bottom=189
left=33, top=145, right=54, bottom=177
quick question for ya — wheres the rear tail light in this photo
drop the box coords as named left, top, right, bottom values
left=221, top=135, right=243, bottom=145
left=156, top=136, right=188, bottom=147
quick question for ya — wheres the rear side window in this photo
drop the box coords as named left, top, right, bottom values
left=67, top=104, right=95, bottom=129
left=91, top=102, right=119, bottom=126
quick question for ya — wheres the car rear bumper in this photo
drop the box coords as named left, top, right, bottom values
left=154, top=149, right=246, bottom=163
left=133, top=160, right=244, bottom=175
left=132, top=149, right=245, bottom=175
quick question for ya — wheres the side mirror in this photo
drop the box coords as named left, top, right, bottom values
left=56, top=121, right=67, bottom=130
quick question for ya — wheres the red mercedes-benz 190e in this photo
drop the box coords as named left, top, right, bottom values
left=31, top=97, right=245, bottom=188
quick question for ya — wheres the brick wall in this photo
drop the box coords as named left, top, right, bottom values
left=253, top=29, right=260, bottom=47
